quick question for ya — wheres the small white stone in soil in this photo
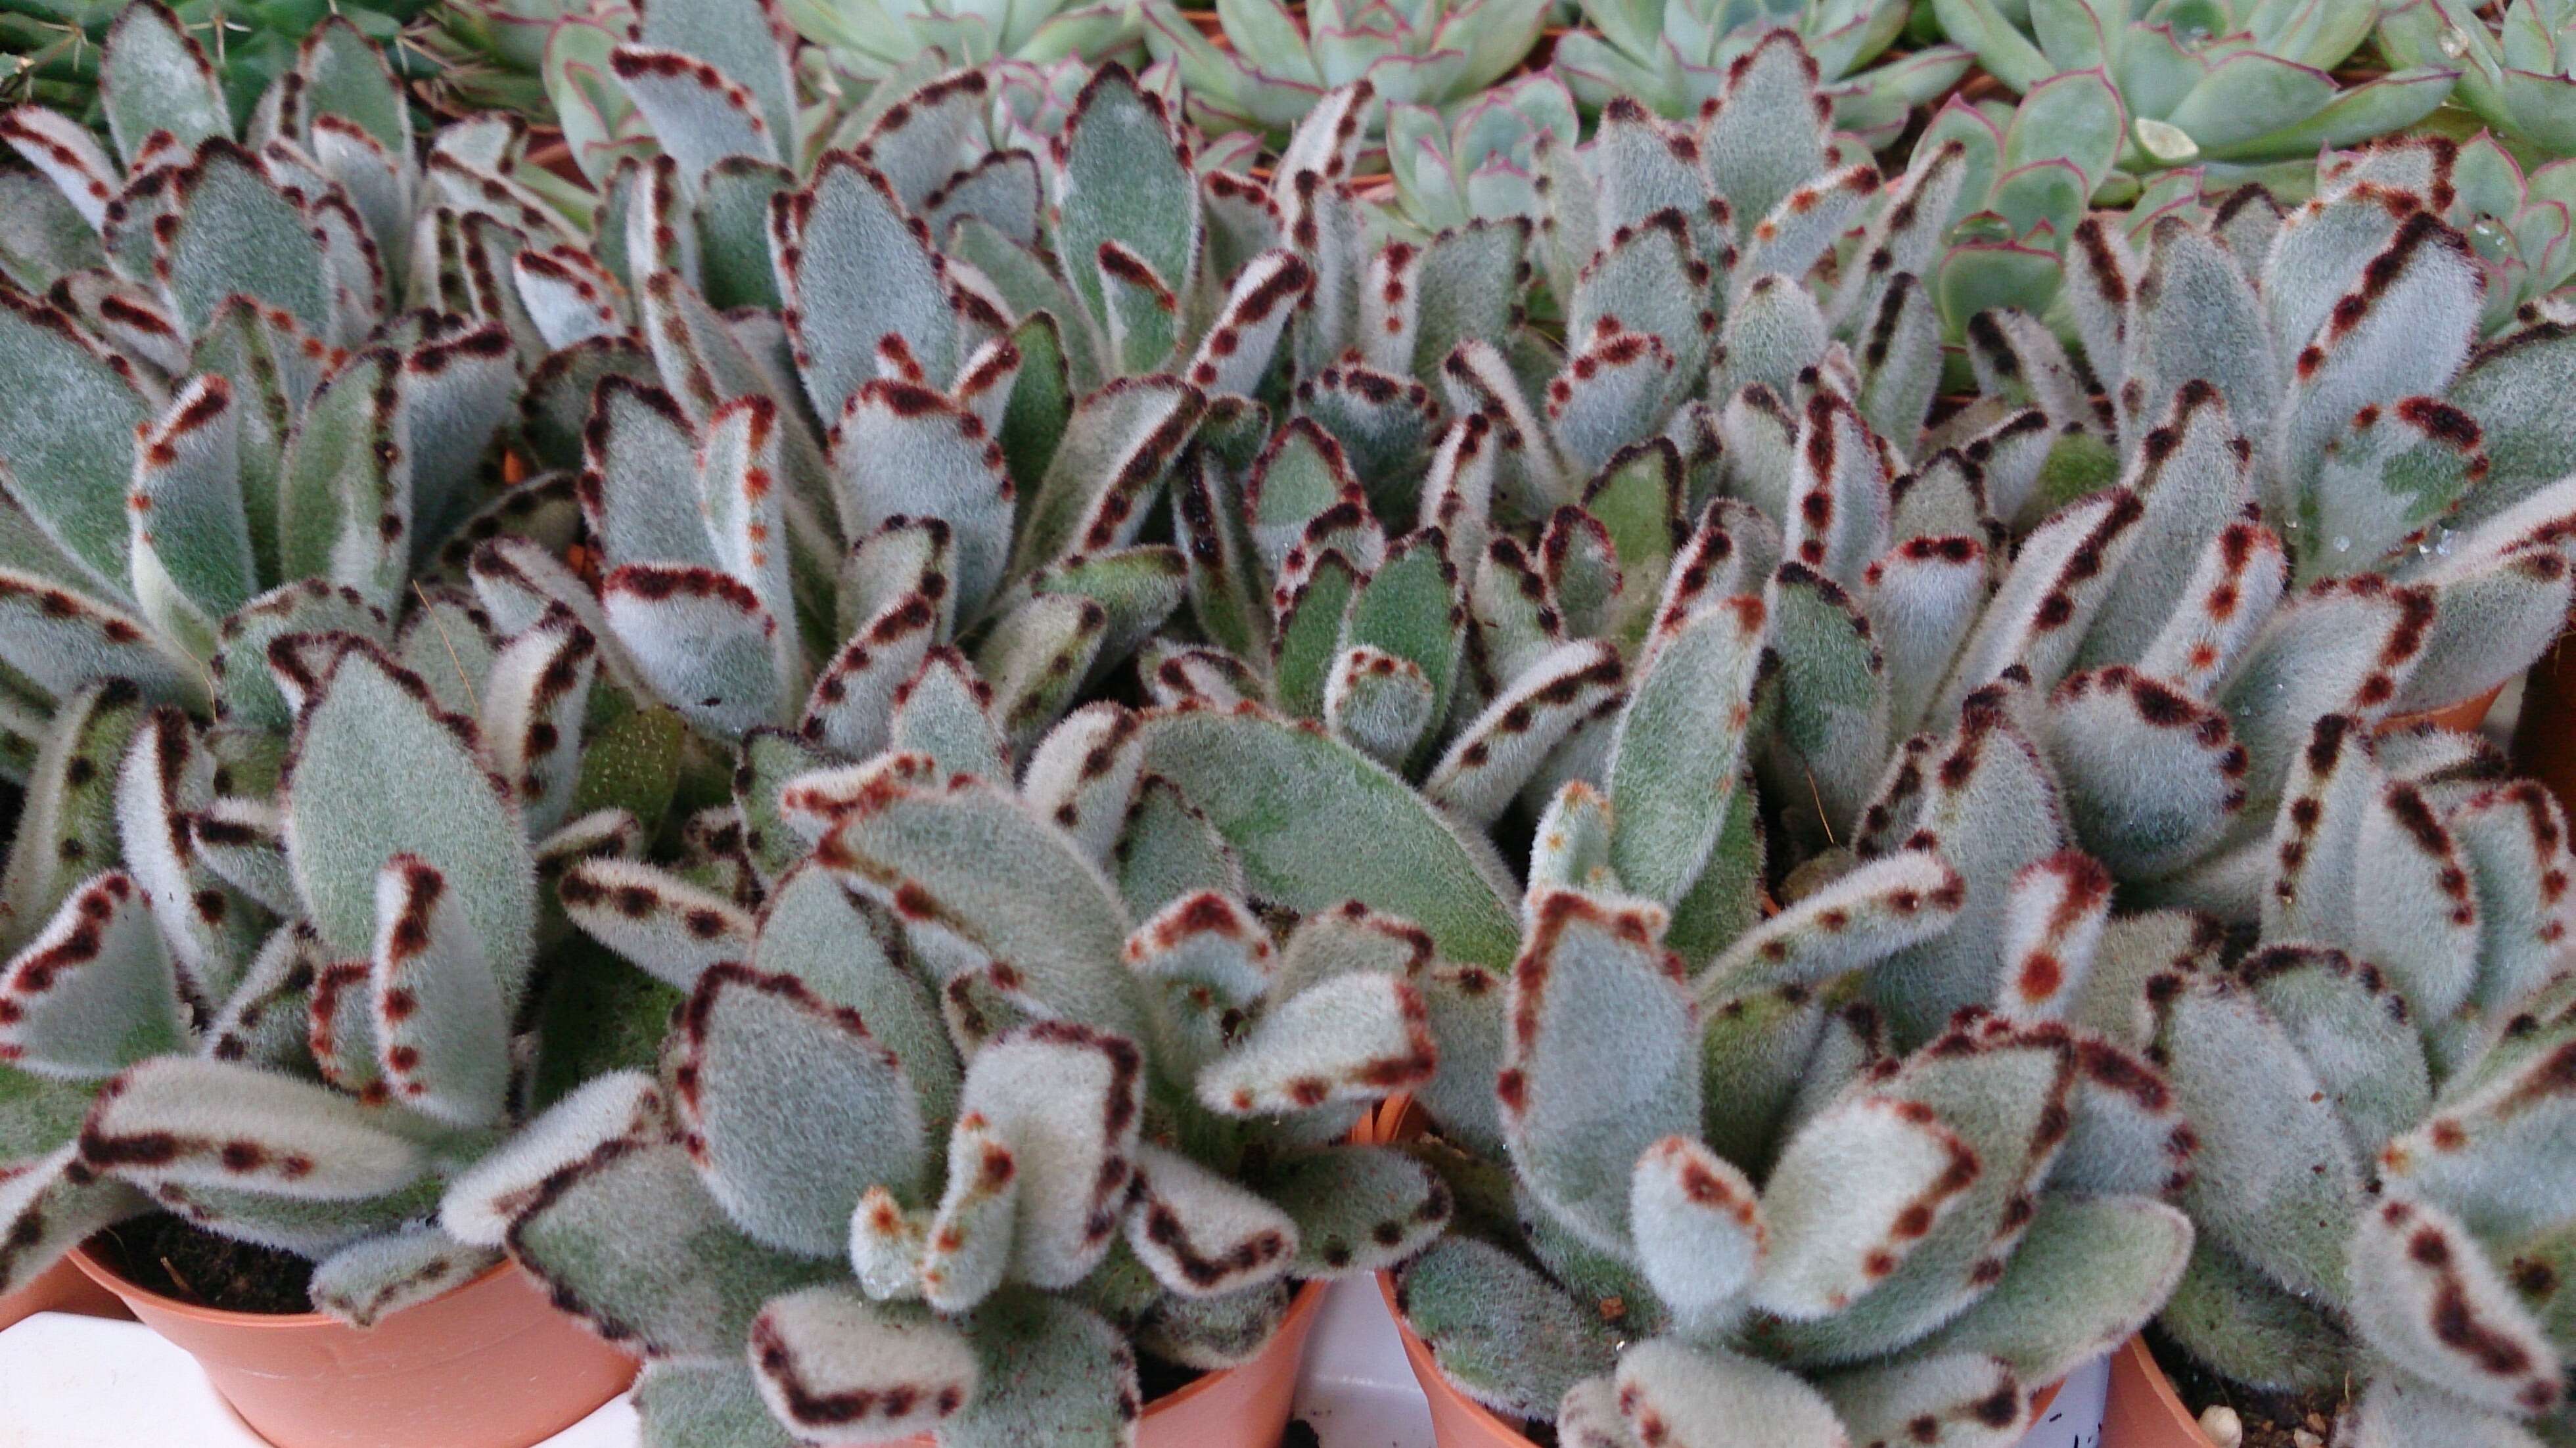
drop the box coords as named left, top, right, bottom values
left=2197, top=1404, right=2244, bottom=1448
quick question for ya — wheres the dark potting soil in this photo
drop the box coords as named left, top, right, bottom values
left=2148, top=1330, right=2353, bottom=1448
left=89, top=1212, right=315, bottom=1315
left=1137, top=1351, right=1203, bottom=1406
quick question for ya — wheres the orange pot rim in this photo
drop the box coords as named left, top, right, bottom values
left=74, top=1244, right=1325, bottom=1410
left=2107, top=1335, right=2216, bottom=1447
left=1373, top=1266, right=1538, bottom=1440
left=2379, top=681, right=2505, bottom=736
left=1373, top=1267, right=2068, bottom=1443
left=1149, top=1276, right=1327, bottom=1416
left=1366, top=1097, right=2063, bottom=1441
left=68, top=1242, right=508, bottom=1332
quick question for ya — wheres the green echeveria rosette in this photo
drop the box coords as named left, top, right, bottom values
left=1552, top=0, right=1971, bottom=141
left=1141, top=0, right=1552, bottom=135
left=1934, top=0, right=2460, bottom=192
left=1382, top=69, right=1578, bottom=235
left=2380, top=0, right=2576, bottom=160
left=775, top=0, right=1148, bottom=79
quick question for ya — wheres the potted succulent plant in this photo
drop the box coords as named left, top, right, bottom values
left=467, top=700, right=1456, bottom=1443
left=12, top=0, right=2576, bottom=1439
left=2102, top=713, right=2576, bottom=1446
left=0, top=11, right=666, bottom=1444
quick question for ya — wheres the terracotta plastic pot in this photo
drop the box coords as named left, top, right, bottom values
left=70, top=1248, right=637, bottom=1448
left=1367, top=1099, right=2061, bottom=1447
left=2387, top=681, right=2504, bottom=736
left=2103, top=1337, right=2213, bottom=1447
left=0, top=1254, right=128, bottom=1332
left=873, top=1277, right=1329, bottom=1447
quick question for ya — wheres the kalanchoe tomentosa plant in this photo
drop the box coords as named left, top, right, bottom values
left=0, top=608, right=676, bottom=1326
left=1389, top=848, right=2199, bottom=1445
left=0, top=13, right=704, bottom=1323
left=1138, top=543, right=2198, bottom=1439
left=2148, top=714, right=2576, bottom=1447
left=0, top=5, right=595, bottom=781
left=540, top=25, right=1333, bottom=760
left=1138, top=32, right=1988, bottom=802
left=461, top=704, right=1457, bottom=1445
left=1722, top=131, right=2576, bottom=995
